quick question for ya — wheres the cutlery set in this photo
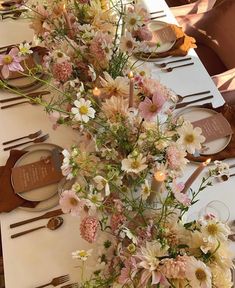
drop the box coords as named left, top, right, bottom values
left=2, top=130, right=49, bottom=151
left=0, top=90, right=50, bottom=109
left=9, top=209, right=72, bottom=287
left=150, top=10, right=167, bottom=20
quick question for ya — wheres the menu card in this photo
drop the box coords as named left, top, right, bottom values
left=12, top=149, right=63, bottom=194
left=152, top=25, right=177, bottom=44
left=192, top=113, right=233, bottom=143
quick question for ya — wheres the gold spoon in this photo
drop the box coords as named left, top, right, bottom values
left=11, top=217, right=63, bottom=239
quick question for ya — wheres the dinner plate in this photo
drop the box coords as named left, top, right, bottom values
left=18, top=143, right=63, bottom=212
left=135, top=21, right=175, bottom=62
left=12, top=149, right=59, bottom=202
left=177, top=107, right=232, bottom=155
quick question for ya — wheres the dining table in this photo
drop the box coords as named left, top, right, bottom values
left=0, top=0, right=234, bottom=287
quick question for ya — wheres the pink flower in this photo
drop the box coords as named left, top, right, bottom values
left=138, top=93, right=166, bottom=121
left=59, top=190, right=81, bottom=216
left=172, top=180, right=191, bottom=206
left=80, top=216, right=99, bottom=243
left=52, top=61, right=73, bottom=82
left=0, top=47, right=23, bottom=79
left=110, top=213, right=126, bottom=233
left=133, top=26, right=153, bottom=41
left=160, top=255, right=188, bottom=279
left=118, top=257, right=138, bottom=285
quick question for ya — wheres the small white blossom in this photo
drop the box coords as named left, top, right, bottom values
left=93, top=175, right=110, bottom=196
left=72, top=249, right=93, bottom=261
left=71, top=98, right=96, bottom=123
left=18, top=42, right=33, bottom=56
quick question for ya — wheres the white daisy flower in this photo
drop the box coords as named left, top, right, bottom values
left=120, top=32, right=137, bottom=55
left=177, top=121, right=205, bottom=154
left=72, top=249, right=93, bottom=261
left=121, top=153, right=147, bottom=174
left=141, top=179, right=151, bottom=200
left=18, top=42, right=33, bottom=56
left=185, top=257, right=212, bottom=288
left=200, top=218, right=230, bottom=245
left=71, top=98, right=96, bottom=123
left=125, top=12, right=143, bottom=31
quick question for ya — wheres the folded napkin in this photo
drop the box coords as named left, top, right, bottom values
left=186, top=104, right=235, bottom=162
left=0, top=150, right=39, bottom=213
left=136, top=24, right=197, bottom=59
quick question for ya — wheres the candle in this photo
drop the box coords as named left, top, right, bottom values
left=93, top=87, right=101, bottom=97
left=128, top=71, right=134, bottom=108
left=181, top=158, right=211, bottom=194
left=148, top=171, right=166, bottom=204
left=63, top=4, right=73, bottom=38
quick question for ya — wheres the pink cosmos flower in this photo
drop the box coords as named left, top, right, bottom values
left=133, top=26, right=153, bottom=41
left=52, top=61, right=73, bottom=82
left=0, top=48, right=23, bottom=79
left=59, top=190, right=81, bottom=216
left=80, top=216, right=99, bottom=243
left=172, top=180, right=191, bottom=206
left=138, top=92, right=166, bottom=121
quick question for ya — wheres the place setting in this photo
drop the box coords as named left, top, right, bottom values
left=0, top=0, right=28, bottom=21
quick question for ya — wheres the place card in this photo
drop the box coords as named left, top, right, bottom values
left=11, top=150, right=63, bottom=194
left=192, top=113, right=233, bottom=143
left=152, top=24, right=178, bottom=44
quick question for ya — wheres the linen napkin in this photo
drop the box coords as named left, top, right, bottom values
left=0, top=150, right=39, bottom=213
left=186, top=104, right=235, bottom=162
left=136, top=24, right=197, bottom=59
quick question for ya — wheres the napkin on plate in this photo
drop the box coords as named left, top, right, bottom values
left=187, top=103, right=235, bottom=162
left=136, top=24, right=197, bottom=59
left=0, top=150, right=39, bottom=213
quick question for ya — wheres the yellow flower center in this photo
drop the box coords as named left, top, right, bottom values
left=3, top=55, right=13, bottom=65
left=127, top=244, right=136, bottom=253
left=143, top=187, right=149, bottom=194
left=149, top=104, right=158, bottom=113
left=57, top=52, right=64, bottom=58
left=131, top=160, right=140, bottom=169
left=20, top=47, right=28, bottom=54
left=126, top=40, right=134, bottom=49
left=79, top=105, right=88, bottom=115
left=140, top=71, right=146, bottom=76
left=78, top=251, right=87, bottom=257
left=70, top=197, right=79, bottom=206
left=207, top=223, right=218, bottom=235
left=184, top=134, right=195, bottom=144
left=129, top=18, right=137, bottom=26
left=195, top=268, right=207, bottom=281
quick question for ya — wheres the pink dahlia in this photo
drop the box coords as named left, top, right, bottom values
left=133, top=26, right=153, bottom=41
left=0, top=47, right=23, bottom=79
left=52, top=61, right=73, bottom=82
left=138, top=92, right=166, bottom=121
left=80, top=216, right=99, bottom=243
left=160, top=255, right=188, bottom=279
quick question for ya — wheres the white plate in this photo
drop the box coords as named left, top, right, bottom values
left=12, top=149, right=59, bottom=202
left=178, top=107, right=232, bottom=155
left=135, top=21, right=175, bottom=61
left=18, top=143, right=63, bottom=212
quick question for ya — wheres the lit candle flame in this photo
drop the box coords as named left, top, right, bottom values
left=204, top=158, right=211, bottom=166
left=93, top=87, right=101, bottom=97
left=154, top=171, right=166, bottom=182
left=128, top=71, right=134, bottom=79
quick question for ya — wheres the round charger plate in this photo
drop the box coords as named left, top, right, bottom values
left=17, top=143, right=63, bottom=212
left=135, top=21, right=175, bottom=62
left=11, top=149, right=59, bottom=202
left=177, top=107, right=232, bottom=155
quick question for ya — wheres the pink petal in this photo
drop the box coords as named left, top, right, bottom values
left=8, top=62, right=24, bottom=72
left=152, top=271, right=161, bottom=284
left=1, top=65, right=9, bottom=78
left=138, top=270, right=151, bottom=287
left=9, top=47, right=19, bottom=57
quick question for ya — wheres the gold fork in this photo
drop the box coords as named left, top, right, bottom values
left=34, top=274, right=69, bottom=288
